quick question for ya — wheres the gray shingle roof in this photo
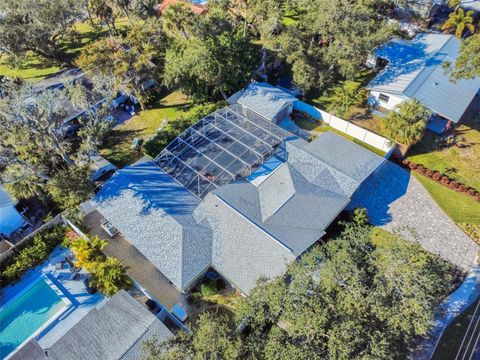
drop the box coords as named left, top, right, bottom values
left=237, top=82, right=297, bottom=121
left=92, top=106, right=384, bottom=295
left=47, top=290, right=173, bottom=360
left=93, top=162, right=212, bottom=291
left=213, top=163, right=350, bottom=255
left=368, top=33, right=480, bottom=122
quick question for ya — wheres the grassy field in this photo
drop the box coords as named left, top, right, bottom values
left=100, top=91, right=191, bottom=167
left=408, top=115, right=480, bottom=190
left=414, top=173, right=480, bottom=225
left=0, top=18, right=129, bottom=81
left=295, top=117, right=386, bottom=157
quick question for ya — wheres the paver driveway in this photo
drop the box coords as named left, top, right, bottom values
left=349, top=161, right=478, bottom=270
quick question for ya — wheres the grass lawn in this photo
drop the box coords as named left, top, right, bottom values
left=407, top=113, right=480, bottom=190
left=432, top=295, right=480, bottom=360
left=0, top=18, right=130, bottom=82
left=296, top=117, right=386, bottom=157
left=99, top=91, right=191, bottom=168
left=413, top=173, right=480, bottom=225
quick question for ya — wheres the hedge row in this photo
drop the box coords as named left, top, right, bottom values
left=399, top=159, right=480, bottom=202
left=0, top=225, right=66, bottom=288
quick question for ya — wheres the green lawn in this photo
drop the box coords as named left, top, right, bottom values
left=408, top=115, right=480, bottom=190
left=100, top=91, right=191, bottom=167
left=414, top=173, right=480, bottom=225
left=0, top=18, right=130, bottom=82
left=432, top=296, right=480, bottom=360
left=296, top=117, right=386, bottom=157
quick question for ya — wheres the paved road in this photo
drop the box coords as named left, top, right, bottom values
left=349, top=161, right=478, bottom=270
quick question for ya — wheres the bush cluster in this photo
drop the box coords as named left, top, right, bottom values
left=401, top=159, right=480, bottom=201
left=0, top=225, right=66, bottom=287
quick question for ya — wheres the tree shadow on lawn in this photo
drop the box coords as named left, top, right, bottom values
left=100, top=128, right=145, bottom=168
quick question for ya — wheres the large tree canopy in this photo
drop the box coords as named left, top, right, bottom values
left=0, top=0, right=84, bottom=64
left=162, top=3, right=261, bottom=101
left=261, top=0, right=394, bottom=92
left=144, top=217, right=455, bottom=360
left=0, top=76, right=115, bottom=212
left=76, top=18, right=166, bottom=107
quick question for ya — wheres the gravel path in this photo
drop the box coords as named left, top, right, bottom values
left=349, top=161, right=478, bottom=270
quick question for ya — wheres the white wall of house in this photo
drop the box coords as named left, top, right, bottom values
left=369, top=90, right=406, bottom=111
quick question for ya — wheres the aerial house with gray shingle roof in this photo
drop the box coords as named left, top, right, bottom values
left=93, top=91, right=385, bottom=296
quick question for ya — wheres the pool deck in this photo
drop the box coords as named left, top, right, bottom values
left=1, top=246, right=105, bottom=357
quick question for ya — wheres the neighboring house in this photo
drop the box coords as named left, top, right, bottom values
left=92, top=89, right=385, bottom=295
left=156, top=0, right=207, bottom=15
left=0, top=185, right=27, bottom=239
left=10, top=290, right=174, bottom=360
left=367, top=33, right=480, bottom=134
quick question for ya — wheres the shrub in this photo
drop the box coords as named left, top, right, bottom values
left=467, top=188, right=476, bottom=196
left=0, top=226, right=66, bottom=287
left=425, top=169, right=433, bottom=178
left=459, top=184, right=467, bottom=192
left=432, top=172, right=442, bottom=181
left=448, top=181, right=459, bottom=190
left=200, top=279, right=220, bottom=297
left=352, top=208, right=369, bottom=226
left=440, top=176, right=450, bottom=185
left=401, top=159, right=410, bottom=166
left=408, top=162, right=418, bottom=170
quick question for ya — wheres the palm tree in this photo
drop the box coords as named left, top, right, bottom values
left=442, top=8, right=476, bottom=38
left=90, top=257, right=132, bottom=296
left=69, top=236, right=108, bottom=271
left=382, top=99, right=431, bottom=146
left=161, top=3, right=195, bottom=40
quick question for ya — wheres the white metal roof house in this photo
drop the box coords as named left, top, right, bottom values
left=92, top=90, right=385, bottom=295
left=367, top=33, right=480, bottom=134
left=0, top=185, right=27, bottom=238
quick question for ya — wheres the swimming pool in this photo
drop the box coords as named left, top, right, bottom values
left=0, top=278, right=65, bottom=358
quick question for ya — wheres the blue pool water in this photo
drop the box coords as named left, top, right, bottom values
left=0, top=279, right=64, bottom=358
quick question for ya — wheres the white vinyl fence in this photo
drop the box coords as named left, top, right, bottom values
left=293, top=101, right=394, bottom=154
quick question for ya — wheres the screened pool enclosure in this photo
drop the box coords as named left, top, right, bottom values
left=154, top=104, right=291, bottom=198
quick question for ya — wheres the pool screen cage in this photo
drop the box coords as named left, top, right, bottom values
left=154, top=104, right=291, bottom=198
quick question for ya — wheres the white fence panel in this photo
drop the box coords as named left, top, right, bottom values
left=293, top=101, right=394, bottom=154
left=328, top=115, right=349, bottom=133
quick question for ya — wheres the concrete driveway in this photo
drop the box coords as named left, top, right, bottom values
left=349, top=161, right=478, bottom=270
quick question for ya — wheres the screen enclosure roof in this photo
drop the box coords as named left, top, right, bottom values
left=154, top=104, right=291, bottom=198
